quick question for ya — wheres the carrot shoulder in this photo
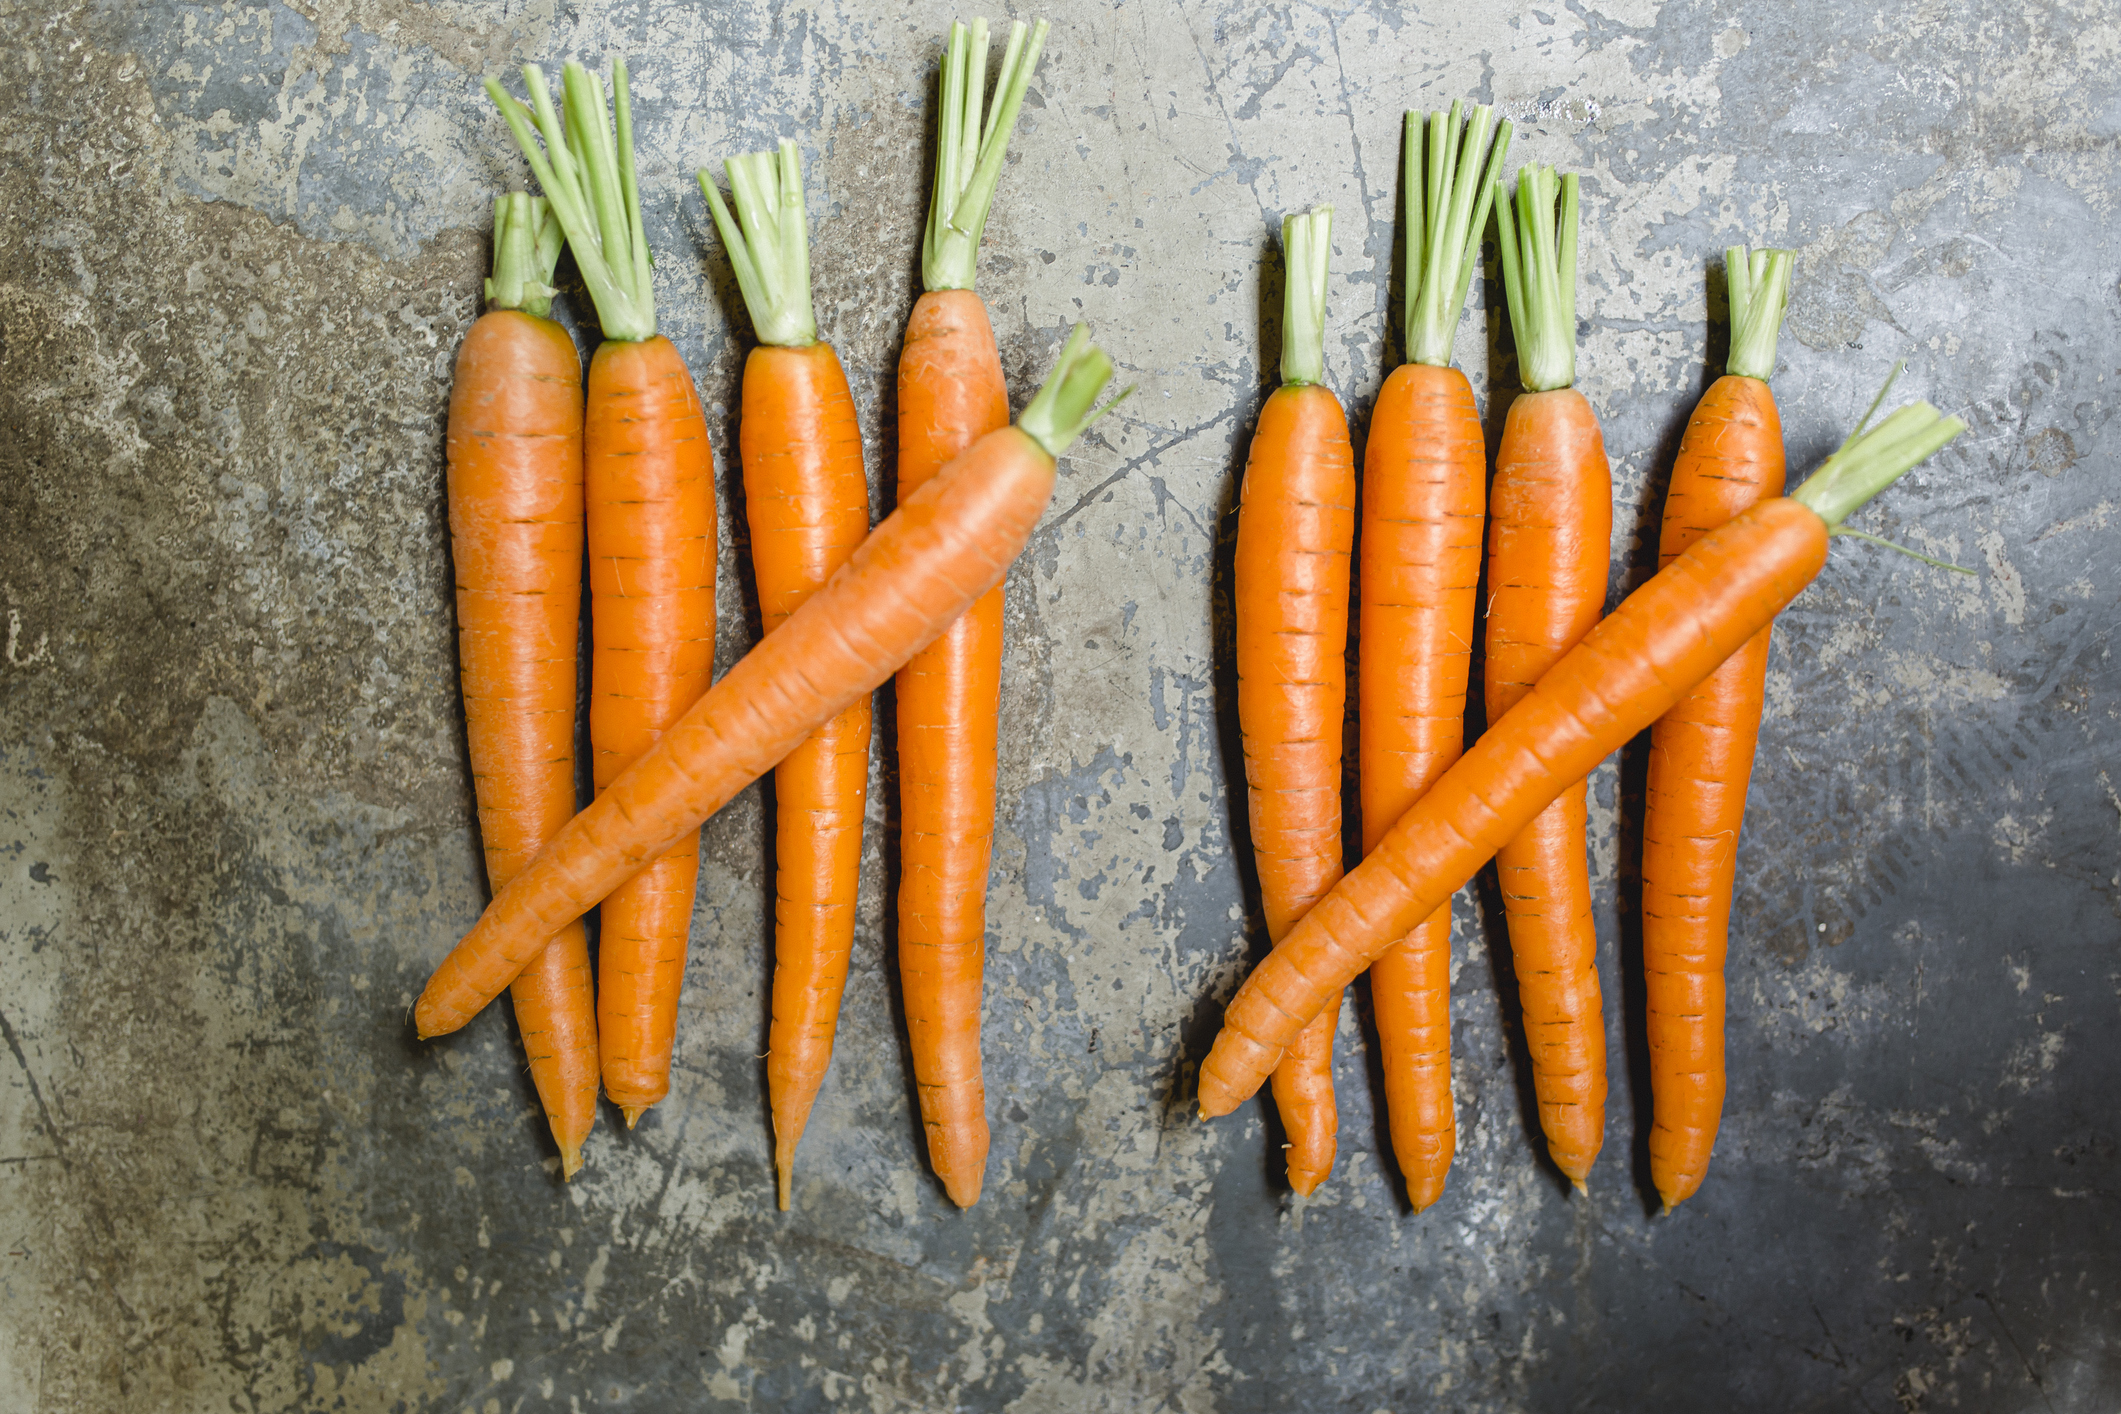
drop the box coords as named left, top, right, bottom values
left=699, top=139, right=875, bottom=1210
left=1643, top=245, right=1792, bottom=1210
left=895, top=17, right=1046, bottom=1212
left=447, top=192, right=599, bottom=1175
left=1236, top=207, right=1354, bottom=1196
left=1197, top=397, right=1965, bottom=1115
left=1360, top=102, right=1508, bottom=1211
left=417, top=328, right=1121, bottom=1037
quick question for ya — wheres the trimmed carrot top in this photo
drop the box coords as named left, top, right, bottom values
left=925, top=18, right=1050, bottom=294
left=487, top=60, right=657, bottom=342
left=699, top=139, right=816, bottom=348
left=1791, top=381, right=1965, bottom=533
left=483, top=192, right=565, bottom=317
left=1493, top=165, right=1579, bottom=393
left=1725, top=244, right=1794, bottom=382
left=1402, top=103, right=1511, bottom=368
left=1279, top=206, right=1332, bottom=388
left=1018, top=323, right=1123, bottom=460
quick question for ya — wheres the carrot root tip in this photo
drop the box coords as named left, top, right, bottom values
left=621, top=1106, right=645, bottom=1130
left=1570, top=1176, right=1589, bottom=1196
left=560, top=1144, right=585, bottom=1181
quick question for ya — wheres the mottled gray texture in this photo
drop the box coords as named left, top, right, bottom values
left=2, top=0, right=2117, bottom=1409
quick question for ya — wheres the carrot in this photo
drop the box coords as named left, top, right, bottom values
left=1196, top=393, right=1966, bottom=1116
left=1359, top=103, right=1509, bottom=1211
left=894, top=17, right=1047, bottom=1211
left=447, top=192, right=599, bottom=1177
left=1643, top=244, right=1793, bottom=1210
left=487, top=61, right=716, bottom=1129
left=1483, top=165, right=1612, bottom=1188
left=697, top=140, right=875, bottom=1211
left=1235, top=207, right=1355, bottom=1196
left=416, top=328, right=1121, bottom=1038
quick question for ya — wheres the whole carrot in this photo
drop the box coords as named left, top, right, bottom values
left=1643, top=244, right=1793, bottom=1210
left=447, top=193, right=599, bottom=1176
left=895, top=16, right=1047, bottom=1211
left=1486, top=165, right=1611, bottom=1188
left=698, top=140, right=874, bottom=1212
left=416, top=329, right=1121, bottom=1037
left=1196, top=394, right=1965, bottom=1115
left=1359, top=103, right=1509, bottom=1211
left=487, top=61, right=716, bottom=1129
left=1237, top=207, right=1356, bottom=1196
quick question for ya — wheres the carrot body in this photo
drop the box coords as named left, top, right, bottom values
left=741, top=342, right=874, bottom=1209
left=1358, top=361, right=1485, bottom=1209
left=1481, top=386, right=1610, bottom=1184
left=586, top=335, right=717, bottom=1123
left=895, top=289, right=1012, bottom=1208
left=417, top=424, right=1062, bottom=1034
left=1198, top=497, right=1831, bottom=1115
left=1235, top=381, right=1356, bottom=1196
left=1643, top=373, right=1784, bottom=1208
left=445, top=308, right=600, bottom=1174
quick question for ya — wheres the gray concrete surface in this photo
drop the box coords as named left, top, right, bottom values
left=3, top=0, right=2118, bottom=1409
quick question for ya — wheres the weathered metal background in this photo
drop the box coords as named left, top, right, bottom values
left=2, top=1, right=2116, bottom=1408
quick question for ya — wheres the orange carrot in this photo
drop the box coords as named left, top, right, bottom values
left=698, top=141, right=874, bottom=1210
left=1643, top=245, right=1792, bottom=1210
left=1237, top=207, right=1355, bottom=1196
left=1196, top=395, right=1965, bottom=1115
left=892, top=17, right=1046, bottom=1210
left=447, top=192, right=599, bottom=1176
left=1485, top=165, right=1610, bottom=1187
left=487, top=61, right=715, bottom=1131
left=1359, top=104, right=1508, bottom=1211
left=416, top=329, right=1120, bottom=1037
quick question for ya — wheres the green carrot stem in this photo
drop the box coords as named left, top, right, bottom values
left=924, top=17, right=1050, bottom=293
left=1725, top=245, right=1794, bottom=381
left=1493, top=165, right=1578, bottom=392
left=485, top=60, right=656, bottom=342
left=1402, top=103, right=1511, bottom=368
left=697, top=139, right=817, bottom=348
left=483, top=192, right=564, bottom=318
left=1792, top=395, right=1966, bottom=530
left=1279, top=206, right=1332, bottom=387
left=1018, top=323, right=1128, bottom=459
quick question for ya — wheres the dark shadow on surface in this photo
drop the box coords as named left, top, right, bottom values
left=1169, top=227, right=1280, bottom=1176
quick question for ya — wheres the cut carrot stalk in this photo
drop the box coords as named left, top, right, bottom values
left=1360, top=103, right=1510, bottom=1211
left=1197, top=389, right=1966, bottom=1115
left=1487, top=164, right=1610, bottom=1189
left=698, top=140, right=874, bottom=1212
left=1236, top=207, right=1356, bottom=1196
left=448, top=191, right=599, bottom=1177
left=416, top=328, right=1123, bottom=1038
left=488, top=61, right=717, bottom=1133
left=896, top=16, right=1047, bottom=1212
left=1644, top=244, right=1793, bottom=1211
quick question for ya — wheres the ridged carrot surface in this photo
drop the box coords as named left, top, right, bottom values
left=1643, top=371, right=1784, bottom=1207
left=896, top=289, right=1011, bottom=1208
left=416, top=339, right=1117, bottom=1033
left=1200, top=498, right=1832, bottom=1112
left=1484, top=386, right=1611, bottom=1184
left=447, top=303, right=599, bottom=1176
left=1359, top=361, right=1485, bottom=1209
left=742, top=342, right=873, bottom=1209
left=587, top=335, right=716, bottom=1124
left=1236, top=379, right=1356, bottom=1196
